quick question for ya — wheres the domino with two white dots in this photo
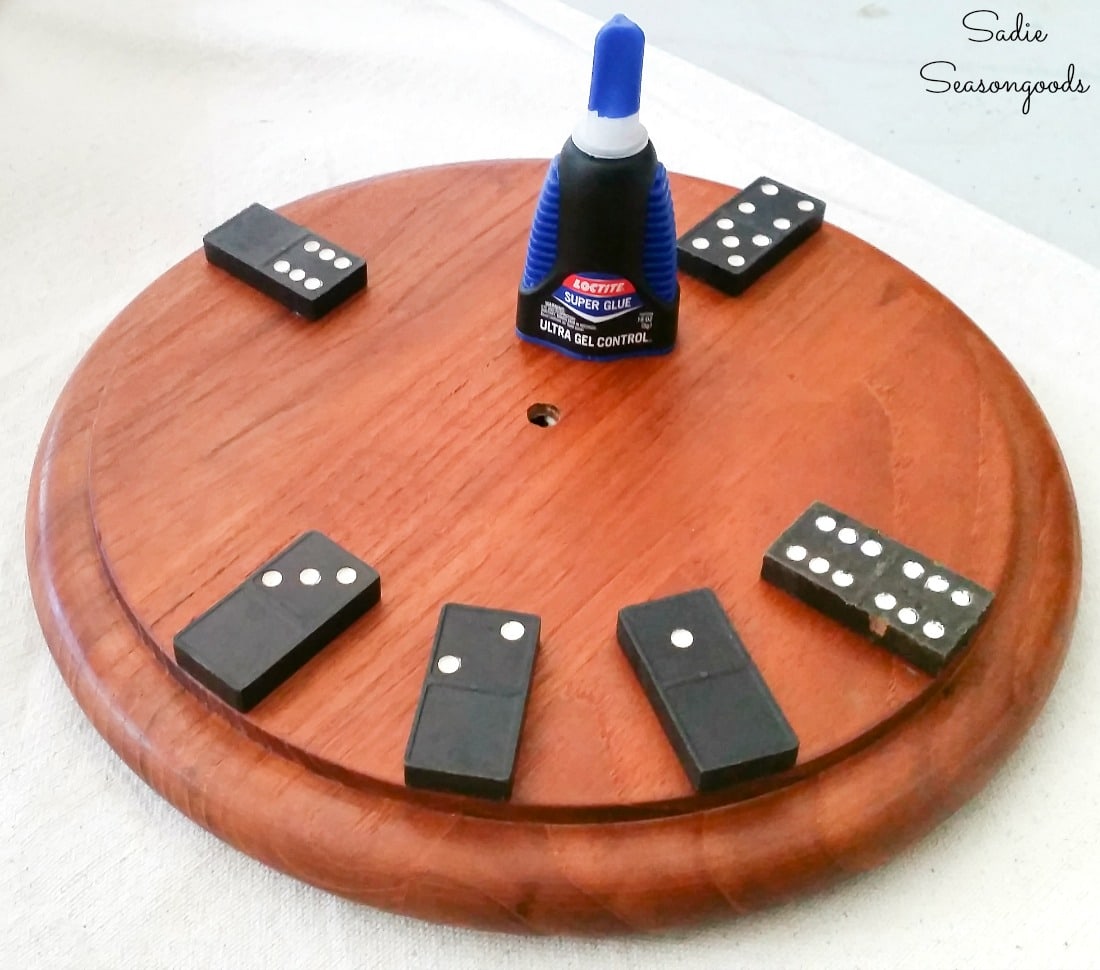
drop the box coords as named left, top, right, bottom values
left=761, top=501, right=994, bottom=674
left=677, top=177, right=825, bottom=295
left=203, top=203, right=367, bottom=319
left=404, top=604, right=541, bottom=800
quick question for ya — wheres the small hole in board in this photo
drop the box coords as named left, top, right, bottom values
left=527, top=403, right=561, bottom=428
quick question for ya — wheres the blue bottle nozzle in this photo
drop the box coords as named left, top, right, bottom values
left=571, top=14, right=650, bottom=159
left=587, top=14, right=645, bottom=119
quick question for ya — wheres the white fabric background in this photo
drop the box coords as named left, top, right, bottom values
left=1, top=0, right=1097, bottom=966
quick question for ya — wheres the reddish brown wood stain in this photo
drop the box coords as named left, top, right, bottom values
left=27, top=161, right=1080, bottom=931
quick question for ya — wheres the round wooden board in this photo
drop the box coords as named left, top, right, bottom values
left=27, top=161, right=1080, bottom=933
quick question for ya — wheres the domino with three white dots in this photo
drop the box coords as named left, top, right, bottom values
left=173, top=531, right=381, bottom=711
left=203, top=203, right=367, bottom=319
left=761, top=501, right=994, bottom=674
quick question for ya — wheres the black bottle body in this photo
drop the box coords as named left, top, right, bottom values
left=516, top=138, right=679, bottom=360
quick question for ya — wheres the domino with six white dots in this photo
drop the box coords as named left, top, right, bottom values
left=404, top=604, right=540, bottom=800
left=677, top=177, right=825, bottom=295
left=203, top=203, right=367, bottom=319
left=173, top=531, right=381, bottom=711
left=761, top=501, right=994, bottom=674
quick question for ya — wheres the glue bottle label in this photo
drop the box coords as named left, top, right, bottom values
left=552, top=273, right=644, bottom=322
left=533, top=271, right=657, bottom=353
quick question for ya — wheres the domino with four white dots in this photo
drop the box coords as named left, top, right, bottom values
left=677, top=177, right=825, bottom=295
left=404, top=604, right=541, bottom=800
left=173, top=531, right=381, bottom=711
left=761, top=501, right=994, bottom=674
left=203, top=203, right=367, bottom=319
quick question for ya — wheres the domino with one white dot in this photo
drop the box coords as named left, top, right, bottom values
left=203, top=203, right=367, bottom=319
left=676, top=177, right=825, bottom=295
left=617, top=588, right=798, bottom=792
left=404, top=603, right=541, bottom=799
left=173, top=531, right=381, bottom=711
left=761, top=502, right=994, bottom=674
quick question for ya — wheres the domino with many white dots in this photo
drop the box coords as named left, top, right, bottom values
left=617, top=588, right=798, bottom=792
left=676, top=177, right=825, bottom=295
left=203, top=203, right=367, bottom=319
left=404, top=603, right=541, bottom=800
left=173, top=531, right=381, bottom=711
left=761, top=502, right=994, bottom=674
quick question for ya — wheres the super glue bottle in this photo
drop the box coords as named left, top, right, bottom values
left=515, top=14, right=679, bottom=361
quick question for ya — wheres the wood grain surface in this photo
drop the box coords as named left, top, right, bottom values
left=26, top=160, right=1080, bottom=931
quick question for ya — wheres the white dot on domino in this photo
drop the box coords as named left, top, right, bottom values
left=670, top=628, right=694, bottom=649
left=437, top=655, right=461, bottom=674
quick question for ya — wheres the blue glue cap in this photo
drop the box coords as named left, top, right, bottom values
left=587, top=14, right=645, bottom=118
left=572, top=14, right=650, bottom=159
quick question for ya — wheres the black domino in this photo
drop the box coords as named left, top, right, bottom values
left=617, top=588, right=798, bottom=792
left=404, top=604, right=540, bottom=800
left=761, top=501, right=994, bottom=674
left=173, top=531, right=380, bottom=711
left=203, top=203, right=367, bottom=319
left=677, top=177, right=824, bottom=295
